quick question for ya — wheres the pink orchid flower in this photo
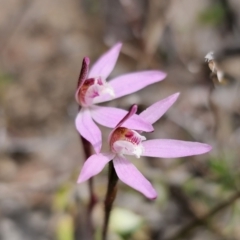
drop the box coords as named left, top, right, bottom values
left=75, top=43, right=166, bottom=153
left=77, top=94, right=212, bottom=199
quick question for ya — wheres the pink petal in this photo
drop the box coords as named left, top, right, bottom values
left=88, top=43, right=122, bottom=80
left=77, top=152, right=115, bottom=183
left=91, top=105, right=153, bottom=132
left=113, top=155, right=157, bottom=199
left=97, top=71, right=165, bottom=102
left=142, top=139, right=212, bottom=158
left=140, top=93, right=180, bottom=124
left=75, top=108, right=102, bottom=153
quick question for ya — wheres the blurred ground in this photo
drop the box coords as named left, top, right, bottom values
left=0, top=0, right=240, bottom=240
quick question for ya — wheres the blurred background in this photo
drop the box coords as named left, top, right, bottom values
left=0, top=0, right=240, bottom=239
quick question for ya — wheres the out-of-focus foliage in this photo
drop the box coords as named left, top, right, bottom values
left=110, top=208, right=143, bottom=238
left=209, top=156, right=240, bottom=191
left=53, top=183, right=72, bottom=212
left=0, top=72, right=13, bottom=97
left=56, top=214, right=74, bottom=240
left=198, top=3, right=226, bottom=26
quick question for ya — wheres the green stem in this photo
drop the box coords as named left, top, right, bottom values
left=102, top=161, right=119, bottom=240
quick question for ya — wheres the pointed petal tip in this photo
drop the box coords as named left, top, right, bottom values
left=195, top=143, right=212, bottom=156
left=167, top=92, right=180, bottom=103
left=146, top=190, right=158, bottom=200
left=114, top=42, right=123, bottom=49
left=76, top=153, right=114, bottom=184
left=205, top=144, right=212, bottom=152
left=114, top=156, right=158, bottom=200
left=198, top=143, right=212, bottom=154
left=142, top=190, right=158, bottom=200
left=149, top=194, right=158, bottom=200
left=77, top=175, right=90, bottom=184
left=77, top=174, right=86, bottom=184
left=77, top=178, right=83, bottom=184
left=139, top=92, right=181, bottom=125
left=139, top=70, right=167, bottom=81
left=88, top=42, right=122, bottom=79
left=108, top=42, right=122, bottom=54
left=153, top=70, right=167, bottom=80
left=173, top=92, right=180, bottom=98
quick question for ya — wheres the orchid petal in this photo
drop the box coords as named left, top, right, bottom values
left=94, top=71, right=166, bottom=103
left=142, top=139, right=212, bottom=158
left=88, top=43, right=122, bottom=80
left=140, top=93, right=180, bottom=124
left=113, top=139, right=145, bottom=158
left=113, top=155, right=157, bottom=199
left=77, top=152, right=115, bottom=183
left=91, top=105, right=153, bottom=132
left=75, top=108, right=102, bottom=153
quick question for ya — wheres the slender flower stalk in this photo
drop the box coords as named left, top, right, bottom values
left=75, top=43, right=166, bottom=153
left=102, top=161, right=119, bottom=240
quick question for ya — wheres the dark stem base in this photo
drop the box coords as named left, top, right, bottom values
left=102, top=161, right=119, bottom=240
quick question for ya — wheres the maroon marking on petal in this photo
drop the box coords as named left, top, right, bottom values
left=115, top=105, right=138, bottom=128
left=97, top=77, right=103, bottom=85
left=77, top=57, right=90, bottom=89
left=91, top=90, right=100, bottom=98
left=110, top=127, right=142, bottom=152
left=77, top=78, right=95, bottom=105
left=125, top=131, right=134, bottom=138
